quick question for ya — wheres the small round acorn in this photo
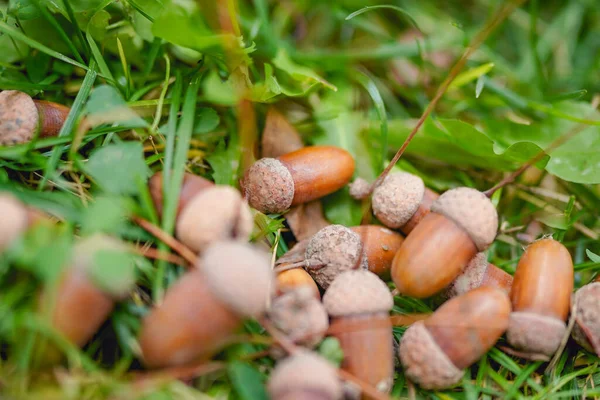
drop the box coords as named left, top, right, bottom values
left=324, top=270, right=394, bottom=395
left=572, top=279, right=600, bottom=355
left=276, top=268, right=320, bottom=298
left=399, top=287, right=511, bottom=390
left=139, top=241, right=273, bottom=368
left=392, top=187, right=498, bottom=298
left=268, top=351, right=342, bottom=400
left=269, top=286, right=329, bottom=349
left=149, top=171, right=253, bottom=253
left=243, top=146, right=355, bottom=214
left=305, top=225, right=368, bottom=290
left=0, top=193, right=29, bottom=252
left=0, top=90, right=70, bottom=145
left=507, top=238, right=573, bottom=358
left=444, top=253, right=513, bottom=299
left=350, top=225, right=404, bottom=279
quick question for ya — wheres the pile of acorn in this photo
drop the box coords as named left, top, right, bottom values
left=1, top=89, right=598, bottom=398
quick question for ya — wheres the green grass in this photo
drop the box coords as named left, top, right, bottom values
left=1, top=0, right=600, bottom=398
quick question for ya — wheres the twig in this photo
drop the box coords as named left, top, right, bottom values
left=369, top=0, right=526, bottom=194
left=132, top=216, right=197, bottom=265
left=131, top=244, right=188, bottom=266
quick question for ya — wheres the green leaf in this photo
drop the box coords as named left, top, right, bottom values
left=273, top=49, right=337, bottom=92
left=345, top=5, right=420, bottom=32
left=85, top=142, right=151, bottom=195
left=194, top=107, right=220, bottom=135
left=228, top=362, right=268, bottom=400
left=318, top=337, right=344, bottom=367
left=88, top=247, right=137, bottom=297
left=8, top=0, right=40, bottom=20
left=587, top=249, right=600, bottom=264
left=88, top=9, right=110, bottom=42
left=80, top=196, right=133, bottom=235
left=84, top=85, right=147, bottom=127
left=449, top=63, right=495, bottom=89
left=207, top=137, right=240, bottom=185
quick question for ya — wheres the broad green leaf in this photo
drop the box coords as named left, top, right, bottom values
left=80, top=196, right=133, bottom=235
left=88, top=9, right=110, bottom=41
left=8, top=0, right=39, bottom=20
left=207, top=137, right=240, bottom=185
left=202, top=70, right=238, bottom=106
left=85, top=142, right=151, bottom=195
left=587, top=249, right=600, bottom=264
left=194, top=107, right=220, bottom=135
left=228, top=362, right=268, bottom=400
left=84, top=85, right=147, bottom=127
left=88, top=248, right=137, bottom=297
left=273, top=49, right=337, bottom=92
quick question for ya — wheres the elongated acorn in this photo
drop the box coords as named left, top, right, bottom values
left=324, top=270, right=394, bottom=395
left=139, top=241, right=272, bottom=367
left=399, top=287, right=511, bottom=389
left=350, top=225, right=404, bottom=279
left=0, top=90, right=70, bottom=145
left=243, top=146, right=355, bottom=214
left=268, top=351, right=342, bottom=400
left=392, top=187, right=498, bottom=298
left=507, top=238, right=573, bottom=358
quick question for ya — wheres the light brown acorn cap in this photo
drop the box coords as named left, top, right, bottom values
left=72, top=234, right=136, bottom=299
left=176, top=186, right=253, bottom=253
left=399, top=321, right=464, bottom=390
left=431, top=187, right=498, bottom=251
left=269, top=286, right=329, bottom=348
left=305, top=225, right=368, bottom=290
left=572, top=282, right=600, bottom=353
left=372, top=172, right=425, bottom=229
left=0, top=193, right=29, bottom=252
left=323, top=270, right=393, bottom=317
left=268, top=351, right=342, bottom=400
left=243, top=158, right=294, bottom=214
left=0, top=90, right=39, bottom=145
left=507, top=311, right=566, bottom=357
left=348, top=177, right=371, bottom=200
left=445, top=252, right=488, bottom=299
left=198, top=241, right=273, bottom=318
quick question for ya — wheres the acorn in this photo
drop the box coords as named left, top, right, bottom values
left=148, top=172, right=253, bottom=253
left=276, top=268, right=320, bottom=298
left=572, top=279, right=600, bottom=355
left=350, top=225, right=404, bottom=279
left=268, top=286, right=329, bottom=349
left=304, top=225, right=368, bottom=290
left=243, top=146, right=355, bottom=214
left=391, top=187, right=498, bottom=298
left=324, top=270, right=394, bottom=395
left=0, top=193, right=30, bottom=252
left=399, top=287, right=511, bottom=390
left=0, top=90, right=70, bottom=145
left=139, top=241, right=273, bottom=367
left=444, top=253, right=513, bottom=299
left=268, top=351, right=342, bottom=400
left=507, top=238, right=573, bottom=358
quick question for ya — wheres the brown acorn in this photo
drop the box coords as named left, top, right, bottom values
left=572, top=278, right=600, bottom=355
left=324, top=270, right=394, bottom=396
left=350, top=225, right=404, bottom=279
left=243, top=146, right=355, bottom=214
left=391, top=187, right=498, bottom=298
left=268, top=351, right=342, bottom=400
left=276, top=268, right=320, bottom=298
left=399, top=287, right=511, bottom=389
left=148, top=171, right=253, bottom=253
left=444, top=252, right=513, bottom=298
left=0, top=90, right=70, bottom=145
left=507, top=238, right=573, bottom=358
left=139, top=241, right=273, bottom=367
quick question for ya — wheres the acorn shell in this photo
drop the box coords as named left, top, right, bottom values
left=430, top=187, right=498, bottom=251
left=323, top=270, right=393, bottom=317
left=398, top=321, right=464, bottom=390
left=0, top=90, right=39, bottom=145
left=305, top=225, right=368, bottom=290
left=372, top=172, right=425, bottom=229
left=198, top=241, right=273, bottom=318
left=243, top=158, right=294, bottom=214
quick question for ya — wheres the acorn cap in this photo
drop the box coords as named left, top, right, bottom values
left=305, top=225, right=368, bottom=290
left=0, top=194, right=29, bottom=252
left=507, top=311, right=566, bottom=357
left=372, top=172, right=425, bottom=229
left=176, top=186, right=253, bottom=253
left=348, top=177, right=371, bottom=200
left=431, top=187, right=498, bottom=251
left=198, top=241, right=273, bottom=318
left=399, top=321, right=464, bottom=390
left=72, top=234, right=136, bottom=299
left=323, top=270, right=393, bottom=317
left=445, top=252, right=488, bottom=299
left=0, top=90, right=39, bottom=145
left=243, top=158, right=294, bottom=214
left=269, top=286, right=329, bottom=347
left=268, top=351, right=342, bottom=400
left=572, top=282, right=600, bottom=353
